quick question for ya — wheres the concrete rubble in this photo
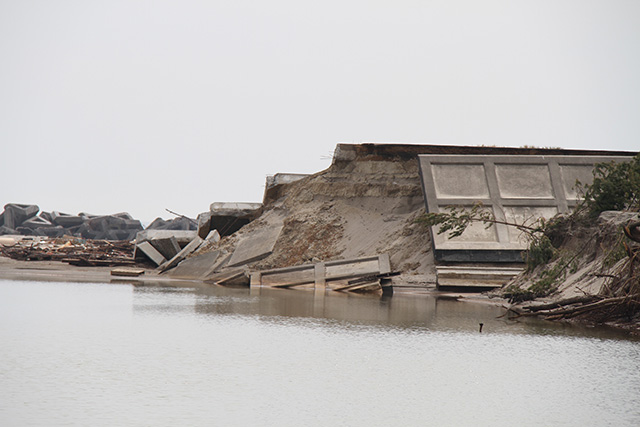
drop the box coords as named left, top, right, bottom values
left=0, top=204, right=144, bottom=240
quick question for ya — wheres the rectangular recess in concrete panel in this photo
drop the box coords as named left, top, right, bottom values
left=495, top=164, right=554, bottom=199
left=559, top=164, right=597, bottom=200
left=419, top=154, right=633, bottom=262
left=431, top=164, right=489, bottom=198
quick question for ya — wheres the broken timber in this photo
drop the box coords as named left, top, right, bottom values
left=249, top=254, right=392, bottom=292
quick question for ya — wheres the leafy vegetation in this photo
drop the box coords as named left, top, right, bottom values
left=577, top=154, right=640, bottom=216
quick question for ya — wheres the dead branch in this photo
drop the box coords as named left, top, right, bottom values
left=522, top=295, right=600, bottom=312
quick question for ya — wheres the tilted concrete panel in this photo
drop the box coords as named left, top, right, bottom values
left=418, top=155, right=633, bottom=262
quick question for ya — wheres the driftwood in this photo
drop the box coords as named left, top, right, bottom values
left=511, top=293, right=640, bottom=320
left=522, top=295, right=600, bottom=312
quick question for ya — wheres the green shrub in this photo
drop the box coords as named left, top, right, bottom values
left=524, top=235, right=556, bottom=272
left=580, top=154, right=640, bottom=216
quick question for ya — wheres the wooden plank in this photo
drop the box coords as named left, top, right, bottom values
left=111, top=268, right=145, bottom=277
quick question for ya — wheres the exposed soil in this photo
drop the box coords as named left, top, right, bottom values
left=196, top=153, right=436, bottom=284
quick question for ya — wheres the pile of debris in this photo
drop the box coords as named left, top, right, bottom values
left=0, top=235, right=137, bottom=267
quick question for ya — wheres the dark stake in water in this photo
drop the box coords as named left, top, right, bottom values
left=1, top=279, right=639, bottom=426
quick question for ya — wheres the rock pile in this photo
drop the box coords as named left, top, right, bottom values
left=0, top=203, right=143, bottom=240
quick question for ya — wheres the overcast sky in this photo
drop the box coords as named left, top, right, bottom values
left=1, top=0, right=639, bottom=223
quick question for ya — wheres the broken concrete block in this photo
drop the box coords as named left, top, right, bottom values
left=3, top=204, right=39, bottom=229
left=146, top=218, right=170, bottom=229
left=136, top=241, right=167, bottom=266
left=88, top=216, right=127, bottom=232
left=124, top=219, right=143, bottom=230
left=197, top=211, right=212, bottom=239
left=78, top=212, right=100, bottom=221
left=135, top=230, right=197, bottom=247
left=209, top=202, right=262, bottom=216
left=51, top=211, right=84, bottom=227
left=208, top=202, right=262, bottom=236
left=22, top=215, right=54, bottom=229
left=145, top=217, right=196, bottom=231
left=204, top=229, right=220, bottom=243
left=39, top=211, right=53, bottom=222
left=76, top=223, right=99, bottom=239
left=158, top=236, right=204, bottom=272
left=149, top=237, right=181, bottom=260
left=167, top=250, right=221, bottom=279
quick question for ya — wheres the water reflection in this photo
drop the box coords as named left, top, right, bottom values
left=129, top=282, right=636, bottom=340
left=2, top=279, right=640, bottom=427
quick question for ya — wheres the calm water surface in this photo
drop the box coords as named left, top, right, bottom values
left=1, top=279, right=639, bottom=426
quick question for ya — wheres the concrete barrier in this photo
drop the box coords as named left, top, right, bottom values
left=419, top=154, right=633, bottom=262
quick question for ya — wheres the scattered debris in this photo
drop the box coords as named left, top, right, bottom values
left=0, top=236, right=137, bottom=266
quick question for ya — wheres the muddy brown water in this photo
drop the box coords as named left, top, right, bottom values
left=1, top=279, right=639, bottom=426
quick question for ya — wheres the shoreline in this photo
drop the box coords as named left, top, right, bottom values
left=3, top=256, right=639, bottom=336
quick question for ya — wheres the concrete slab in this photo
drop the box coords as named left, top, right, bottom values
left=149, top=237, right=181, bottom=260
left=209, top=202, right=262, bottom=216
left=166, top=251, right=221, bottom=279
left=135, top=230, right=197, bottom=246
left=227, top=223, right=283, bottom=267
left=418, top=154, right=634, bottom=262
left=158, top=236, right=204, bottom=272
left=136, top=241, right=167, bottom=266
left=250, top=254, right=391, bottom=289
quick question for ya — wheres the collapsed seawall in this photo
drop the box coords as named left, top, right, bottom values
left=193, top=144, right=437, bottom=285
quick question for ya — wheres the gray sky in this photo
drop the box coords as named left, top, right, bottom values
left=2, top=0, right=639, bottom=223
